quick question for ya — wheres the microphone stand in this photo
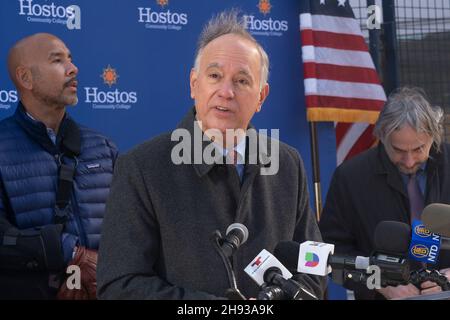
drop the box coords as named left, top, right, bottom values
left=211, top=230, right=246, bottom=300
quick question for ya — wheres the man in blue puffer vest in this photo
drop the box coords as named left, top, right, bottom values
left=0, top=33, right=118, bottom=299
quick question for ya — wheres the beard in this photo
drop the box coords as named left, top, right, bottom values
left=397, top=162, right=424, bottom=175
left=32, top=83, right=78, bottom=108
left=30, top=67, right=78, bottom=107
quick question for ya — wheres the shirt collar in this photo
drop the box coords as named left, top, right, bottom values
left=25, top=111, right=57, bottom=145
left=418, top=161, right=427, bottom=172
left=399, top=161, right=427, bottom=178
left=413, top=161, right=427, bottom=175
left=214, top=137, right=246, bottom=165
left=233, top=137, right=246, bottom=165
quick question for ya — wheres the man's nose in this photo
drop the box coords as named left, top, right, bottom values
left=403, top=152, right=416, bottom=168
left=67, top=61, right=78, bottom=77
left=218, top=80, right=235, bottom=99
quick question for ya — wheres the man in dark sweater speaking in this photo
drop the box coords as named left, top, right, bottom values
left=97, top=11, right=325, bottom=300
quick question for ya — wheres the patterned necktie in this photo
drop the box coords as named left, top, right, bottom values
left=407, top=173, right=424, bottom=223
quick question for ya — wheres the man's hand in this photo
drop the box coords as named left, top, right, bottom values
left=377, top=284, right=420, bottom=299
left=439, top=268, right=450, bottom=281
left=419, top=281, right=442, bottom=295
left=57, top=282, right=91, bottom=300
left=57, top=246, right=98, bottom=300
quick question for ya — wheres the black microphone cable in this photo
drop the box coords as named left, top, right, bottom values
left=211, top=230, right=246, bottom=299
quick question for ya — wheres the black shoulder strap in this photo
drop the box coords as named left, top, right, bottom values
left=59, top=118, right=81, bottom=158
left=54, top=118, right=81, bottom=224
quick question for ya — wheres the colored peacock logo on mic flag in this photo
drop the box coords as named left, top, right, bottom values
left=304, top=252, right=320, bottom=267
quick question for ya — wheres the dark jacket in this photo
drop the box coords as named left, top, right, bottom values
left=0, top=102, right=118, bottom=298
left=97, top=107, right=325, bottom=300
left=319, top=143, right=450, bottom=299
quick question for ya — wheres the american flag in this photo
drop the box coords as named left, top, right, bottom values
left=299, top=0, right=386, bottom=165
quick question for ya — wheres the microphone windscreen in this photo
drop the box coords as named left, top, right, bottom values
left=422, top=203, right=450, bottom=237
left=226, top=223, right=249, bottom=244
left=273, top=241, right=300, bottom=272
left=374, top=221, right=411, bottom=255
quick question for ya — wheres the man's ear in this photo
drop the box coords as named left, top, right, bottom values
left=256, top=83, right=270, bottom=112
left=16, top=66, right=33, bottom=90
left=189, top=68, right=198, bottom=99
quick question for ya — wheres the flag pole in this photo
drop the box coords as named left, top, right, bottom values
left=309, top=121, right=322, bottom=222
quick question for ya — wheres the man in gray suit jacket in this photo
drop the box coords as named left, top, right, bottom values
left=97, top=11, right=325, bottom=300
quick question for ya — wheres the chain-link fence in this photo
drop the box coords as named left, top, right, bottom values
left=351, top=0, right=450, bottom=141
left=395, top=0, right=450, bottom=141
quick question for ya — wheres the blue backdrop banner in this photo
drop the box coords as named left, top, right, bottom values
left=0, top=0, right=343, bottom=299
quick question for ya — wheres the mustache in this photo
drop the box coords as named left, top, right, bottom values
left=64, top=78, right=78, bottom=87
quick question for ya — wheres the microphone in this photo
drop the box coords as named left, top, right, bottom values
left=371, top=221, right=411, bottom=286
left=272, top=242, right=320, bottom=300
left=296, top=221, right=412, bottom=287
left=244, top=248, right=318, bottom=300
left=257, top=284, right=285, bottom=300
left=378, top=220, right=450, bottom=290
left=373, top=221, right=411, bottom=255
left=297, top=241, right=370, bottom=277
left=211, top=223, right=249, bottom=300
left=244, top=249, right=292, bottom=286
left=404, top=220, right=450, bottom=264
left=408, top=203, right=450, bottom=264
left=260, top=267, right=318, bottom=300
left=295, top=241, right=372, bottom=286
left=422, top=203, right=450, bottom=237
left=219, top=223, right=249, bottom=258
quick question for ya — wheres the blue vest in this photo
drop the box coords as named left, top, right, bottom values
left=0, top=103, right=118, bottom=258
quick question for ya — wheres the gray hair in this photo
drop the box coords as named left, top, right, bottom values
left=374, top=87, right=444, bottom=151
left=193, top=10, right=269, bottom=89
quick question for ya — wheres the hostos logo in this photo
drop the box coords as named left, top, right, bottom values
left=258, top=0, right=272, bottom=15
left=101, top=65, right=119, bottom=88
left=156, top=0, right=169, bottom=7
